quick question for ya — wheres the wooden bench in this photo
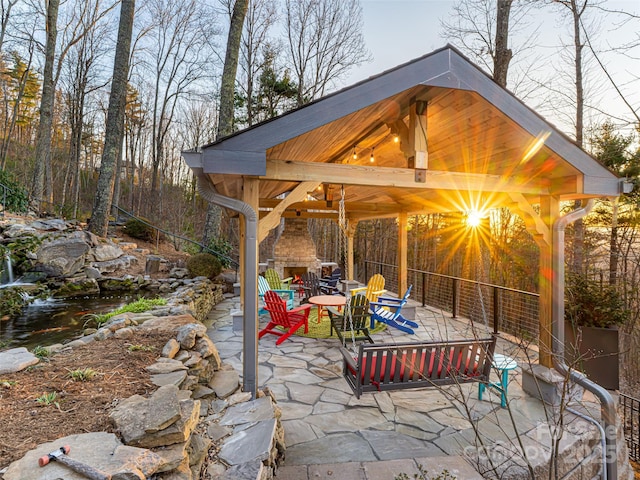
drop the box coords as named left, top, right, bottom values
left=339, top=336, right=497, bottom=399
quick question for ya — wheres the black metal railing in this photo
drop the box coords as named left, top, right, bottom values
left=621, top=393, right=640, bottom=462
left=114, top=205, right=239, bottom=274
left=361, top=260, right=540, bottom=342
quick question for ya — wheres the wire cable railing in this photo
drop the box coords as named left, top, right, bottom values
left=360, top=260, right=540, bottom=343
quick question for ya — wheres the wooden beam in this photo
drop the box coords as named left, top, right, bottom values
left=508, top=193, right=551, bottom=246
left=259, top=198, right=398, bottom=214
left=265, top=159, right=548, bottom=195
left=258, top=181, right=319, bottom=242
left=260, top=211, right=338, bottom=220
left=348, top=212, right=402, bottom=222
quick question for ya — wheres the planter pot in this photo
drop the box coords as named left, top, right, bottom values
left=564, top=321, right=619, bottom=390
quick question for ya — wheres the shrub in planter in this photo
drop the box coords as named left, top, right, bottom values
left=565, top=273, right=630, bottom=328
left=565, top=274, right=630, bottom=390
left=186, top=253, right=222, bottom=279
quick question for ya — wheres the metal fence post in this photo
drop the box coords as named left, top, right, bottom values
left=452, top=278, right=458, bottom=318
left=493, top=287, right=500, bottom=333
left=421, top=272, right=426, bottom=307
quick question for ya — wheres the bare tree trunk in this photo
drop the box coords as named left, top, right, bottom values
left=609, top=200, right=619, bottom=285
left=218, top=0, right=248, bottom=138
left=493, top=0, right=513, bottom=87
left=88, top=0, right=135, bottom=236
left=202, top=0, right=248, bottom=248
left=31, top=0, right=59, bottom=213
left=561, top=0, right=587, bottom=274
left=1, top=42, right=35, bottom=169
left=0, top=0, right=18, bottom=53
left=111, top=140, right=123, bottom=217
left=202, top=203, right=222, bottom=249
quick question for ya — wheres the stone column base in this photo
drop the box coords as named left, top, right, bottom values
left=231, top=310, right=243, bottom=332
left=340, top=280, right=359, bottom=295
left=521, top=364, right=583, bottom=406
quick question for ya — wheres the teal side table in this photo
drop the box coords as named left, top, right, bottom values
left=478, top=353, right=518, bottom=408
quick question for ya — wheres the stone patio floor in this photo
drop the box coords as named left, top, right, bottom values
left=204, top=294, right=602, bottom=480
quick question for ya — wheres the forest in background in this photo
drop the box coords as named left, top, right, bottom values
left=0, top=0, right=640, bottom=388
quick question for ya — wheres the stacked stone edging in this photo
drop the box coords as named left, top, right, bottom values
left=1, top=282, right=285, bottom=480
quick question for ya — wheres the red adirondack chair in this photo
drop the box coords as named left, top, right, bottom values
left=260, top=290, right=311, bottom=345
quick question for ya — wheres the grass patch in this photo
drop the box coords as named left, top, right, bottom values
left=128, top=344, right=155, bottom=352
left=31, top=345, right=49, bottom=359
left=67, top=367, right=98, bottom=381
left=83, top=297, right=167, bottom=328
left=36, top=392, right=59, bottom=407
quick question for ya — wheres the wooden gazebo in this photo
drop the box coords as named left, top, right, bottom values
left=183, top=45, right=624, bottom=394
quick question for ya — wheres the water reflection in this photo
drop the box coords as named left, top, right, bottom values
left=0, top=293, right=153, bottom=350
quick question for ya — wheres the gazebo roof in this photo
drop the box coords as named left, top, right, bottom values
left=184, top=45, right=623, bottom=222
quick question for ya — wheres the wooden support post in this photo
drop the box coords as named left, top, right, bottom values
left=397, top=212, right=408, bottom=296
left=241, top=177, right=260, bottom=311
left=538, top=196, right=559, bottom=368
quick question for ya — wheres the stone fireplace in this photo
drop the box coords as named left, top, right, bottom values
left=268, top=218, right=322, bottom=278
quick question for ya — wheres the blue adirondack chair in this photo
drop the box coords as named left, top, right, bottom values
left=258, top=275, right=294, bottom=314
left=319, top=267, right=342, bottom=295
left=369, top=285, right=417, bottom=334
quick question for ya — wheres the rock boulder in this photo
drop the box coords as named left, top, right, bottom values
left=2, top=432, right=162, bottom=480
left=35, top=237, right=90, bottom=276
left=0, top=347, right=39, bottom=374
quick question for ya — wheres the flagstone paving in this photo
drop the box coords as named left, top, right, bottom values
left=204, top=294, right=596, bottom=479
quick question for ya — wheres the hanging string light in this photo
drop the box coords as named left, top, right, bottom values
left=369, top=147, right=375, bottom=163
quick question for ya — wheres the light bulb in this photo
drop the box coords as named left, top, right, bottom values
left=393, top=135, right=399, bottom=143
left=352, top=147, right=357, bottom=160
left=370, top=147, right=375, bottom=163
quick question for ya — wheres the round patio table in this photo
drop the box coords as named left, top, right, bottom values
left=308, top=295, right=346, bottom=324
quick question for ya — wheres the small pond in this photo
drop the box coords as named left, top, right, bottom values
left=0, top=291, right=154, bottom=350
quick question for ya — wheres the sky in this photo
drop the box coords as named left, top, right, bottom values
left=343, top=0, right=640, bottom=135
